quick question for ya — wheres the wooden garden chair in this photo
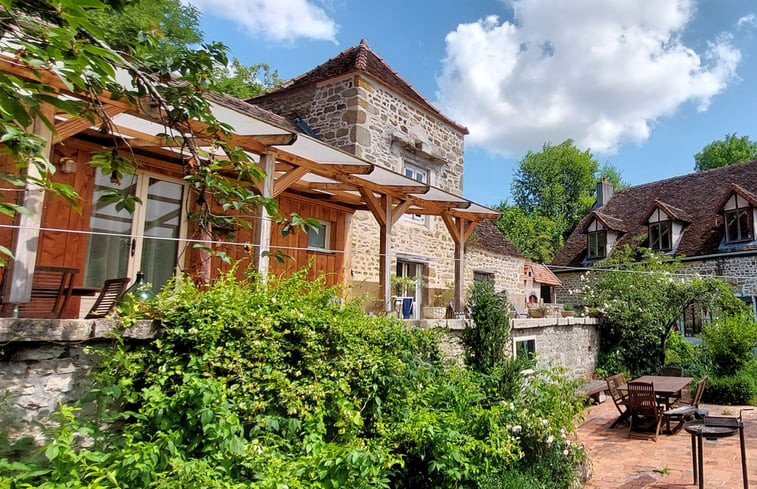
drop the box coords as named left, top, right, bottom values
left=627, top=381, right=664, bottom=441
left=85, top=277, right=130, bottom=319
left=663, top=376, right=709, bottom=434
left=606, top=373, right=629, bottom=428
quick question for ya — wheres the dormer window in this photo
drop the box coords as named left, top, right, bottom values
left=725, top=206, right=753, bottom=243
left=643, top=201, right=688, bottom=253
left=583, top=211, right=624, bottom=261
left=649, top=221, right=672, bottom=251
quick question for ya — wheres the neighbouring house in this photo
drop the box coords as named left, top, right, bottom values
left=250, top=39, right=525, bottom=318
left=552, top=160, right=757, bottom=337
left=524, top=262, right=562, bottom=304
left=0, top=41, right=513, bottom=320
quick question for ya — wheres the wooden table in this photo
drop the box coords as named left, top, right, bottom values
left=622, top=375, right=694, bottom=408
left=627, top=375, right=694, bottom=398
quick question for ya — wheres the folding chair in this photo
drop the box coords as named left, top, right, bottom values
left=85, top=277, right=130, bottom=319
left=627, top=381, right=664, bottom=441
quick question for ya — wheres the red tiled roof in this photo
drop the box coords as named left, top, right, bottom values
left=249, top=39, right=468, bottom=134
left=553, top=160, right=757, bottom=267
left=640, top=199, right=692, bottom=224
left=528, top=262, right=561, bottom=286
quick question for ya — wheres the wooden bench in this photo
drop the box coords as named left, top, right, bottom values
left=579, top=379, right=608, bottom=404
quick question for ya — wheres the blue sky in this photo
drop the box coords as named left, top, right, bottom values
left=189, top=0, right=757, bottom=207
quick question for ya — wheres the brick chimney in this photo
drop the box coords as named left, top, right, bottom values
left=593, top=178, right=614, bottom=209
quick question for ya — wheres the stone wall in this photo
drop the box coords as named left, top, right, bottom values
left=0, top=319, right=155, bottom=443
left=511, top=317, right=600, bottom=379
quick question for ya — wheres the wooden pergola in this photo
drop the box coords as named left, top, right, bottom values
left=1, top=58, right=500, bottom=314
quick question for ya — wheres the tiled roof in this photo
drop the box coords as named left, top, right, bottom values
left=552, top=159, right=757, bottom=267
left=528, top=262, right=562, bottom=286
left=471, top=219, right=524, bottom=258
left=582, top=210, right=627, bottom=232
left=207, top=92, right=299, bottom=132
left=641, top=199, right=692, bottom=224
left=249, top=39, right=468, bottom=134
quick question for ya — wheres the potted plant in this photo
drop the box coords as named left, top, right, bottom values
left=561, top=303, right=575, bottom=317
left=527, top=304, right=547, bottom=318
left=422, top=283, right=454, bottom=319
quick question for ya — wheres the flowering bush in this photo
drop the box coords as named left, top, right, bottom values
left=1, top=270, right=585, bottom=488
left=581, top=246, right=743, bottom=376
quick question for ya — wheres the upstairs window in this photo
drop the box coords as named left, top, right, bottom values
left=649, top=221, right=672, bottom=251
left=404, top=164, right=428, bottom=223
left=725, top=206, right=753, bottom=243
left=587, top=230, right=607, bottom=259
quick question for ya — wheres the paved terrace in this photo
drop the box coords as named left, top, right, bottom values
left=577, top=400, right=757, bottom=488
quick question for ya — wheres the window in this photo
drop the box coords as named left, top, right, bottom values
left=307, top=222, right=330, bottom=250
left=514, top=338, right=536, bottom=361
left=473, top=271, right=494, bottom=284
left=725, top=207, right=753, bottom=243
left=649, top=221, right=672, bottom=251
left=404, top=164, right=428, bottom=222
left=587, top=230, right=606, bottom=259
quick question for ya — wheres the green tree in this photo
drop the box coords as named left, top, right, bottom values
left=694, top=133, right=757, bottom=171
left=583, top=246, right=745, bottom=376
left=511, top=139, right=599, bottom=235
left=496, top=140, right=622, bottom=262
left=0, top=0, right=310, bottom=264
left=214, top=59, right=282, bottom=99
left=494, top=203, right=563, bottom=263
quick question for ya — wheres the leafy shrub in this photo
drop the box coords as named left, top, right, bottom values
left=701, top=312, right=757, bottom=376
left=1, top=270, right=585, bottom=488
left=703, top=371, right=756, bottom=405
left=463, top=280, right=511, bottom=374
left=664, top=329, right=696, bottom=367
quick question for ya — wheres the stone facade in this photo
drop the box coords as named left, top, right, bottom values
left=511, top=317, right=600, bottom=379
left=465, top=246, right=525, bottom=306
left=254, top=68, right=521, bottom=311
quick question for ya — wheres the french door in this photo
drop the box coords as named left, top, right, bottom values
left=84, top=171, right=187, bottom=295
left=396, top=260, right=422, bottom=319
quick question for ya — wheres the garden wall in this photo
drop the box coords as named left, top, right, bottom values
left=0, top=318, right=155, bottom=443
left=1, top=316, right=601, bottom=443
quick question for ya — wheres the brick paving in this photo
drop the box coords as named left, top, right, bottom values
left=576, top=400, right=757, bottom=488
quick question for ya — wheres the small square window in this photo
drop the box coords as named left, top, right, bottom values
left=473, top=271, right=494, bottom=284
left=307, top=222, right=330, bottom=250
left=515, top=338, right=536, bottom=361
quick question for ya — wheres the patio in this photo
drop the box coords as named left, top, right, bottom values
left=577, top=399, right=757, bottom=488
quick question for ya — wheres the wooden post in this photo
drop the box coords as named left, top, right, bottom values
left=253, top=152, right=275, bottom=277
left=453, top=217, right=465, bottom=314
left=378, top=196, right=393, bottom=313
left=7, top=104, right=55, bottom=304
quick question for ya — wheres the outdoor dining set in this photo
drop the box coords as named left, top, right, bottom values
left=603, top=370, right=751, bottom=489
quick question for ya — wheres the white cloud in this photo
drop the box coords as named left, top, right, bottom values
left=188, top=0, right=338, bottom=42
left=737, top=13, right=756, bottom=29
left=436, top=0, right=741, bottom=156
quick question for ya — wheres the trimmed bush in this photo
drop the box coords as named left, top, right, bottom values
left=703, top=372, right=756, bottom=405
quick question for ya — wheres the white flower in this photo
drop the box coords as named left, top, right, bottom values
left=542, top=419, right=549, bottom=427
left=512, top=425, right=522, bottom=434
left=546, top=435, right=554, bottom=446
left=562, top=449, right=569, bottom=456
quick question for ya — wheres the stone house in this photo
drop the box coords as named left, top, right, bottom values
left=0, top=43, right=517, bottom=319
left=552, top=160, right=757, bottom=337
left=250, top=40, right=525, bottom=317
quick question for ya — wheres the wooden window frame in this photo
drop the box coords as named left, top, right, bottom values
left=724, top=206, right=754, bottom=243
left=649, top=221, right=672, bottom=252
left=587, top=230, right=607, bottom=259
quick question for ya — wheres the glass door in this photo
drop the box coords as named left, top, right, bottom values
left=396, top=260, right=422, bottom=319
left=85, top=172, right=187, bottom=295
